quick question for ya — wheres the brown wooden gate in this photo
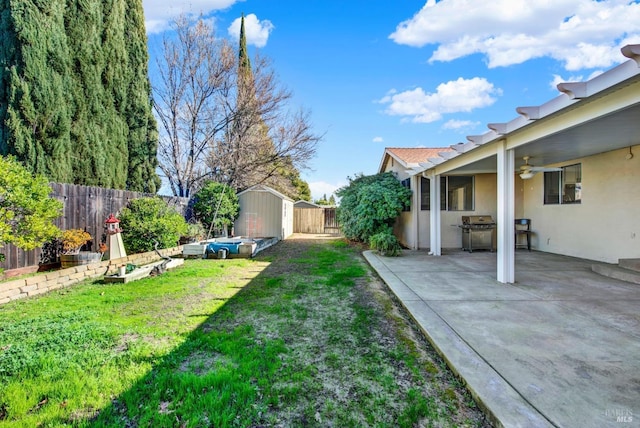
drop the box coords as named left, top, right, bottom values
left=323, top=207, right=340, bottom=234
left=293, top=207, right=340, bottom=235
left=294, top=207, right=324, bottom=233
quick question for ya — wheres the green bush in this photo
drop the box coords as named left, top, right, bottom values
left=369, top=230, right=402, bottom=256
left=0, top=156, right=62, bottom=253
left=336, top=172, right=412, bottom=243
left=118, top=197, right=188, bottom=254
left=192, top=181, right=239, bottom=235
left=182, top=221, right=206, bottom=242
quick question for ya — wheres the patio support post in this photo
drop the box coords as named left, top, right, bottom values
left=411, top=174, right=420, bottom=249
left=429, top=173, right=442, bottom=256
left=496, top=142, right=515, bottom=283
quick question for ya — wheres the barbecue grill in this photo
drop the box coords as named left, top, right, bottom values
left=460, top=215, right=496, bottom=252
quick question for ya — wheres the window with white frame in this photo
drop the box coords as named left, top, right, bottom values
left=420, top=176, right=474, bottom=211
left=544, top=164, right=582, bottom=205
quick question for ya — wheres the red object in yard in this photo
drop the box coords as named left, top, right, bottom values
left=105, top=213, right=122, bottom=234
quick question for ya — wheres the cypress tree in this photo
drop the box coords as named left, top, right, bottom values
left=122, top=0, right=160, bottom=193
left=238, top=13, right=251, bottom=78
left=0, top=0, right=158, bottom=191
left=0, top=0, right=74, bottom=181
left=234, top=14, right=311, bottom=200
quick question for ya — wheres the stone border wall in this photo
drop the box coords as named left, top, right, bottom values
left=0, top=246, right=183, bottom=305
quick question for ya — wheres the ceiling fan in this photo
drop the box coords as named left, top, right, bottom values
left=518, top=156, right=561, bottom=179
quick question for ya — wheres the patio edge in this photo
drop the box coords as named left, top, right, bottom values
left=363, top=250, right=554, bottom=428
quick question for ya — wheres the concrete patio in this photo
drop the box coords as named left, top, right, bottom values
left=363, top=249, right=640, bottom=428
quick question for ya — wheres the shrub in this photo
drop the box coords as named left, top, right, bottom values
left=369, top=230, right=402, bottom=256
left=61, top=229, right=92, bottom=254
left=182, top=221, right=206, bottom=242
left=0, top=156, right=62, bottom=251
left=336, top=172, right=412, bottom=243
left=118, top=197, right=188, bottom=254
left=192, top=181, right=239, bottom=235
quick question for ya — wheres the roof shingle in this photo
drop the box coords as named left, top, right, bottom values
left=385, top=147, right=453, bottom=166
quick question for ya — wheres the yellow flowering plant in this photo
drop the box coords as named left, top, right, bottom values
left=61, top=229, right=92, bottom=254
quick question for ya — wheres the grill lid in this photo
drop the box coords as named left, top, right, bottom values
left=462, top=215, right=495, bottom=225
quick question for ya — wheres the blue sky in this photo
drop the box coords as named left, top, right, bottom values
left=143, top=0, right=640, bottom=201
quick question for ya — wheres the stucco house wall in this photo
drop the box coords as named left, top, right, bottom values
left=386, top=171, right=502, bottom=250
left=523, top=145, right=639, bottom=263
left=389, top=145, right=638, bottom=261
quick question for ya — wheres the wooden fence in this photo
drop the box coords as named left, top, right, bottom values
left=1, top=183, right=189, bottom=275
left=293, top=207, right=340, bottom=235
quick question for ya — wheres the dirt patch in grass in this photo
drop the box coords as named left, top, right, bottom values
left=244, top=235, right=491, bottom=427
left=177, top=350, right=236, bottom=375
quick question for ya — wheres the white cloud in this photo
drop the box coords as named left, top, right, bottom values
left=390, top=0, right=640, bottom=70
left=442, top=119, right=480, bottom=131
left=379, top=77, right=501, bottom=123
left=309, top=181, right=344, bottom=203
left=143, top=0, right=240, bottom=34
left=549, top=69, right=605, bottom=90
left=228, top=14, right=274, bottom=48
left=372, top=136, right=384, bottom=143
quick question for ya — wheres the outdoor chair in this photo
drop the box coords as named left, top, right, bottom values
left=515, top=218, right=532, bottom=251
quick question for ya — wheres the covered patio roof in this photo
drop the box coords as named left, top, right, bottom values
left=409, top=45, right=640, bottom=176
left=411, top=44, right=640, bottom=283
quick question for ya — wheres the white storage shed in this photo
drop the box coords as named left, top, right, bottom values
left=234, top=185, right=294, bottom=240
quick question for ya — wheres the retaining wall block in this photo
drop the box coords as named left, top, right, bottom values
left=28, top=287, right=50, bottom=297
left=48, top=282, right=64, bottom=291
left=74, top=265, right=89, bottom=273
left=25, top=276, right=41, bottom=286
left=45, top=271, right=63, bottom=281
left=20, top=284, right=37, bottom=293
left=0, top=287, right=21, bottom=300
left=10, top=292, right=28, bottom=301
left=0, top=279, right=25, bottom=293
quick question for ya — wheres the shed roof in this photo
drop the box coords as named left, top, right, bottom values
left=294, top=200, right=322, bottom=208
left=237, top=184, right=294, bottom=202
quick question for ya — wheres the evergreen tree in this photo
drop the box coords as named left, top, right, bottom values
left=218, top=14, right=313, bottom=198
left=0, top=0, right=158, bottom=191
left=122, top=0, right=160, bottom=192
left=238, top=13, right=251, bottom=78
left=1, top=0, right=74, bottom=181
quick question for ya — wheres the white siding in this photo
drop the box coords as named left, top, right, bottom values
left=282, top=199, right=294, bottom=239
left=234, top=186, right=294, bottom=240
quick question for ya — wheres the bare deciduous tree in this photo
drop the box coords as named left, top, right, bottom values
left=153, top=15, right=321, bottom=198
left=153, top=15, right=235, bottom=197
left=209, top=53, right=322, bottom=196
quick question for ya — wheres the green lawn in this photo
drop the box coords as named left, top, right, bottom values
left=0, top=238, right=487, bottom=427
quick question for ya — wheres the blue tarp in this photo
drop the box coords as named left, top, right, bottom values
left=206, top=241, right=242, bottom=255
